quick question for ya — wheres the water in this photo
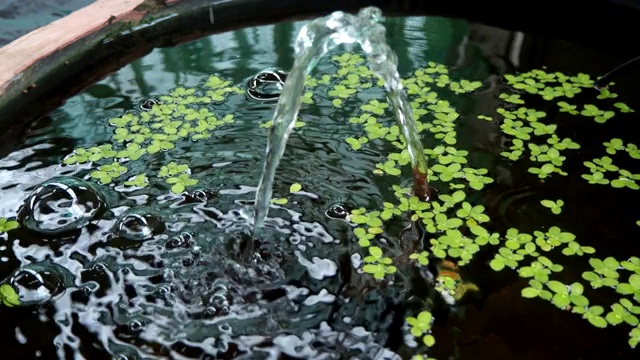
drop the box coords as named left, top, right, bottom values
left=253, top=7, right=429, bottom=230
left=0, top=13, right=639, bottom=360
left=17, top=176, right=112, bottom=234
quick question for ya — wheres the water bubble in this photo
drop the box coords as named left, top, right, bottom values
left=186, top=189, right=216, bottom=203
left=325, top=203, right=353, bottom=220
left=219, top=324, right=232, bottom=333
left=193, top=306, right=212, bottom=318
left=3, top=261, right=74, bottom=306
left=128, top=320, right=144, bottom=333
left=182, top=258, right=194, bottom=267
left=139, top=98, right=159, bottom=111
left=246, top=68, right=288, bottom=103
left=165, top=232, right=194, bottom=250
left=114, top=209, right=166, bottom=240
left=17, top=176, right=108, bottom=234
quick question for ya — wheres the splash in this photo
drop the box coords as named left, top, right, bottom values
left=253, top=6, right=431, bottom=230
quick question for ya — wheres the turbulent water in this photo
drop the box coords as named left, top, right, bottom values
left=0, top=120, right=395, bottom=359
left=0, top=23, right=409, bottom=357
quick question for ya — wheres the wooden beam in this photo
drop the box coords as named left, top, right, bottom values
left=0, top=0, right=158, bottom=95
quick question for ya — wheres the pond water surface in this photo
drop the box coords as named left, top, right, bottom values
left=0, top=15, right=638, bottom=360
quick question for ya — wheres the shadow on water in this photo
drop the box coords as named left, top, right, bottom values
left=0, top=14, right=638, bottom=360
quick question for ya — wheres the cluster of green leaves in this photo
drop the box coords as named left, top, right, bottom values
left=492, top=104, right=580, bottom=177
left=123, top=174, right=149, bottom=188
left=406, top=310, right=436, bottom=347
left=158, top=162, right=198, bottom=194
left=304, top=55, right=498, bottom=356
left=61, top=75, right=241, bottom=193
left=90, top=162, right=128, bottom=184
left=494, top=69, right=634, bottom=190
left=582, top=141, right=640, bottom=189
left=362, top=246, right=397, bottom=280
left=503, top=70, right=592, bottom=99
left=326, top=53, right=379, bottom=107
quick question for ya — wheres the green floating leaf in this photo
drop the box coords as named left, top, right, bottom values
left=289, top=183, right=302, bottom=193
left=499, top=93, right=525, bottom=104
left=540, top=199, right=564, bottom=214
left=423, top=334, right=436, bottom=347
left=166, top=173, right=198, bottom=194
left=614, top=102, right=634, bottom=113
left=0, top=218, right=19, bottom=233
left=271, top=198, right=288, bottom=205
left=123, top=174, right=149, bottom=188
left=0, top=284, right=20, bottom=307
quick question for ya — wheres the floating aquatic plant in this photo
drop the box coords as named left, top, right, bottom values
left=406, top=310, right=436, bottom=347
left=362, top=246, right=397, bottom=280
left=0, top=284, right=19, bottom=307
left=49, top=51, right=640, bottom=356
left=541, top=199, right=564, bottom=214
left=123, top=174, right=149, bottom=188
left=270, top=198, right=288, bottom=205
left=166, top=174, right=198, bottom=194
left=90, top=162, right=128, bottom=184
left=0, top=217, right=19, bottom=233
left=289, top=183, right=302, bottom=193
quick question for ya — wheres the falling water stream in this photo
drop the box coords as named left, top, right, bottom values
left=253, top=7, right=430, bottom=230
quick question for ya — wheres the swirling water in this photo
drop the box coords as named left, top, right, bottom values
left=0, top=14, right=639, bottom=360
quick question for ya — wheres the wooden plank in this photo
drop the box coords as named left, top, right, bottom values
left=0, top=0, right=159, bottom=94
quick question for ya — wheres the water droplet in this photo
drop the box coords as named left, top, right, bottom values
left=114, top=209, right=165, bottom=240
left=325, top=203, right=353, bottom=219
left=18, top=176, right=108, bottom=234
left=246, top=68, right=288, bottom=103
left=3, top=261, right=74, bottom=306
